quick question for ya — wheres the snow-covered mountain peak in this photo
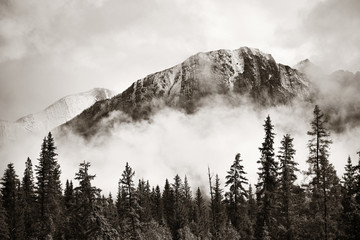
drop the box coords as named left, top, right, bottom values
left=0, top=88, right=116, bottom=143
left=61, top=46, right=313, bottom=137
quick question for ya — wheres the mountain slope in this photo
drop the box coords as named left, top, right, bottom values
left=61, top=47, right=312, bottom=137
left=0, top=88, right=115, bottom=142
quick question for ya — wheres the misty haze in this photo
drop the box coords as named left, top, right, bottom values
left=1, top=0, right=360, bottom=240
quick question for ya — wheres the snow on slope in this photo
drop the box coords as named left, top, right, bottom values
left=0, top=88, right=116, bottom=143
left=62, top=47, right=313, bottom=137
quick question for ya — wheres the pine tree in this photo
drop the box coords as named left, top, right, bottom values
left=35, top=133, right=62, bottom=239
left=63, top=180, right=76, bottom=240
left=104, top=193, right=119, bottom=231
left=21, top=158, right=36, bottom=240
left=183, top=175, right=193, bottom=224
left=73, top=161, right=100, bottom=239
left=255, top=115, right=278, bottom=240
left=209, top=173, right=225, bottom=239
left=341, top=156, right=358, bottom=240
left=171, top=174, right=187, bottom=239
left=193, top=187, right=208, bottom=238
left=1, top=163, right=24, bottom=240
left=137, top=179, right=151, bottom=223
left=116, top=182, right=127, bottom=233
left=225, top=153, right=248, bottom=232
left=306, top=105, right=341, bottom=240
left=151, top=185, right=163, bottom=225
left=120, top=162, right=141, bottom=239
left=162, top=179, right=174, bottom=229
left=0, top=193, right=9, bottom=240
left=353, top=151, right=360, bottom=238
left=307, top=106, right=332, bottom=188
left=247, top=184, right=257, bottom=239
left=277, top=134, right=298, bottom=240
left=74, top=161, right=119, bottom=240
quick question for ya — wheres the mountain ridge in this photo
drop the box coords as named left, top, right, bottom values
left=60, top=47, right=313, bottom=137
left=0, top=88, right=116, bottom=143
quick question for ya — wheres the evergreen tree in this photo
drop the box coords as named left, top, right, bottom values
left=209, top=173, right=225, bottom=239
left=193, top=187, right=208, bottom=239
left=171, top=174, right=187, bottom=239
left=182, top=175, right=193, bottom=224
left=341, top=156, right=358, bottom=240
left=73, top=161, right=119, bottom=240
left=63, top=180, right=76, bottom=240
left=21, top=158, right=36, bottom=240
left=35, top=133, right=62, bottom=239
left=306, top=105, right=341, bottom=240
left=255, top=115, right=278, bottom=240
left=353, top=151, right=360, bottom=238
left=277, top=134, right=298, bottom=240
left=120, top=162, right=141, bottom=239
left=247, top=184, right=257, bottom=239
left=151, top=185, right=164, bottom=225
left=73, top=161, right=100, bottom=239
left=162, top=179, right=174, bottom=229
left=1, top=163, right=24, bottom=240
left=0, top=193, right=9, bottom=240
left=137, top=179, right=151, bottom=223
left=105, top=193, right=119, bottom=231
left=116, top=182, right=127, bottom=233
left=225, top=153, right=248, bottom=232
left=307, top=105, right=332, bottom=187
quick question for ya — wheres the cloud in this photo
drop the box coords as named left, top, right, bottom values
left=279, top=0, right=360, bottom=72
left=0, top=0, right=325, bottom=121
left=48, top=97, right=356, bottom=195
left=1, top=93, right=358, bottom=196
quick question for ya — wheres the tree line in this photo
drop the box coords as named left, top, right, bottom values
left=1, top=105, right=360, bottom=240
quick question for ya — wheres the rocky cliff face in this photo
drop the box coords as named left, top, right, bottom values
left=0, top=88, right=115, bottom=143
left=61, top=47, right=312, bottom=137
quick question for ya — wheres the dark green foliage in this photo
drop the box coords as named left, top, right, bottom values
left=255, top=115, right=278, bottom=240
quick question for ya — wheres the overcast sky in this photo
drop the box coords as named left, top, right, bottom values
left=1, top=0, right=360, bottom=194
left=1, top=0, right=359, bottom=121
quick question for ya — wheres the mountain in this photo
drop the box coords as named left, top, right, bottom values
left=60, top=47, right=312, bottom=138
left=0, top=88, right=116, bottom=143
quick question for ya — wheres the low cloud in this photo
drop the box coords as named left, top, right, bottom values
left=49, top=96, right=358, bottom=195
left=1, top=95, right=359, bottom=195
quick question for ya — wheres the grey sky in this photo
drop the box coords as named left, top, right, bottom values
left=1, top=0, right=359, bottom=121
left=1, top=0, right=360, bottom=194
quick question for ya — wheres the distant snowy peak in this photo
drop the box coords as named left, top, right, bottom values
left=62, top=46, right=313, bottom=137
left=0, top=88, right=116, bottom=142
left=294, top=58, right=324, bottom=76
left=294, top=59, right=310, bottom=71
